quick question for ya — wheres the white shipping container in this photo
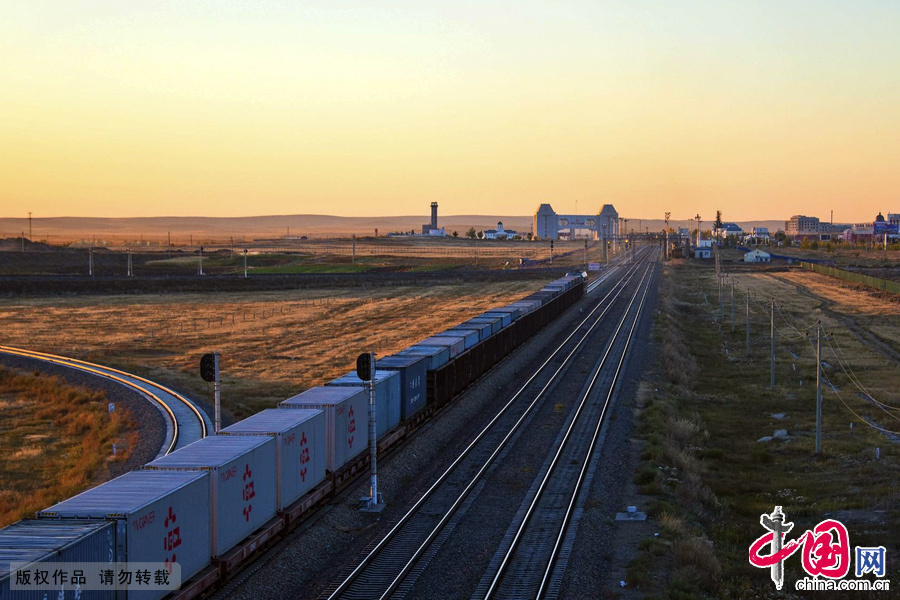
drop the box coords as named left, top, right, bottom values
left=327, top=370, right=402, bottom=438
left=220, top=409, right=326, bottom=511
left=38, top=470, right=211, bottom=600
left=279, top=386, right=369, bottom=472
left=144, top=436, right=276, bottom=558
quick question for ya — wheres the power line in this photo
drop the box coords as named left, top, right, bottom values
left=825, top=336, right=900, bottom=417
left=802, top=330, right=900, bottom=436
left=719, top=265, right=900, bottom=440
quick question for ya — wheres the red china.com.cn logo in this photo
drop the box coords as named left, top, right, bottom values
left=749, top=506, right=890, bottom=592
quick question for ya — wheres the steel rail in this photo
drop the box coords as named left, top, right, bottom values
left=537, top=255, right=656, bottom=598
left=327, top=248, right=651, bottom=600
left=482, top=258, right=654, bottom=599
left=0, top=345, right=208, bottom=454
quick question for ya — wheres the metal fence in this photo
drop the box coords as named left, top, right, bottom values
left=800, top=261, right=900, bottom=295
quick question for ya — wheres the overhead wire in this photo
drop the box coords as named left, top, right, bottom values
left=824, top=336, right=900, bottom=417
left=803, top=330, right=900, bottom=435
left=722, top=265, right=900, bottom=434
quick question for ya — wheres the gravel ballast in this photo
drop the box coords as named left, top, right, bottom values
left=219, top=263, right=661, bottom=600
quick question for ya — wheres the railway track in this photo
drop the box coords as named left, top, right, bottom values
left=322, top=248, right=656, bottom=600
left=0, top=345, right=210, bottom=456
left=479, top=252, right=656, bottom=600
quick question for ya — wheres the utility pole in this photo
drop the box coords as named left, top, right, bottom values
left=664, top=212, right=671, bottom=259
left=21, top=232, right=25, bottom=252
left=815, top=322, right=823, bottom=454
left=618, top=218, right=623, bottom=253
left=127, top=248, right=133, bottom=277
left=352, top=234, right=356, bottom=264
left=746, top=289, right=751, bottom=357
left=770, top=298, right=776, bottom=389
left=28, top=212, right=32, bottom=240
left=695, top=214, right=702, bottom=247
left=198, top=246, right=204, bottom=276
left=89, top=246, right=94, bottom=276
left=602, top=224, right=608, bottom=264
left=720, top=273, right=725, bottom=321
left=731, top=278, right=736, bottom=332
left=583, top=239, right=587, bottom=269
left=243, top=249, right=248, bottom=278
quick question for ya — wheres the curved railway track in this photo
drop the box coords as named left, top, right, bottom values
left=0, top=345, right=210, bottom=456
left=323, top=247, right=657, bottom=600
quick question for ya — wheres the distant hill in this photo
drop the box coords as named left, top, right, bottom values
left=0, top=215, right=535, bottom=245
left=0, top=214, right=787, bottom=245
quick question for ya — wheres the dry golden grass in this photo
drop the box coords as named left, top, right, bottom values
left=0, top=282, right=546, bottom=417
left=0, top=367, right=138, bottom=527
left=777, top=269, right=900, bottom=317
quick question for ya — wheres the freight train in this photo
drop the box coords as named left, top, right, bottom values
left=0, top=275, right=585, bottom=599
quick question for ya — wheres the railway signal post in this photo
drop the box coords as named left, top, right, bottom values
left=358, top=352, right=385, bottom=512
left=201, top=352, right=221, bottom=433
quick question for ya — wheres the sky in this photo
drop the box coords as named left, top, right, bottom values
left=2, top=1, right=899, bottom=222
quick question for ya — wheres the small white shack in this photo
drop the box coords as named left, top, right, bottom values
left=694, top=239, right=712, bottom=259
left=744, top=249, right=771, bottom=263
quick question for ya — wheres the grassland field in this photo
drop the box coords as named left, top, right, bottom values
left=0, top=280, right=560, bottom=421
left=0, top=237, right=601, bottom=277
left=0, top=367, right=138, bottom=528
left=622, top=259, right=900, bottom=598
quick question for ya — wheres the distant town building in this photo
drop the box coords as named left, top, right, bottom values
left=484, top=221, right=518, bottom=240
left=749, top=227, right=770, bottom=241
left=784, top=215, right=847, bottom=241
left=533, top=203, right=619, bottom=241
left=717, top=222, right=743, bottom=238
left=694, top=238, right=712, bottom=259
left=743, top=249, right=771, bottom=263
left=843, top=212, right=899, bottom=243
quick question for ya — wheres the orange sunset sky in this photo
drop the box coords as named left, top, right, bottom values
left=2, top=1, right=899, bottom=222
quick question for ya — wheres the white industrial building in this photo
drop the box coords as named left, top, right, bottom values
left=533, top=203, right=619, bottom=241
left=743, top=249, right=771, bottom=263
left=483, top=222, right=518, bottom=240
